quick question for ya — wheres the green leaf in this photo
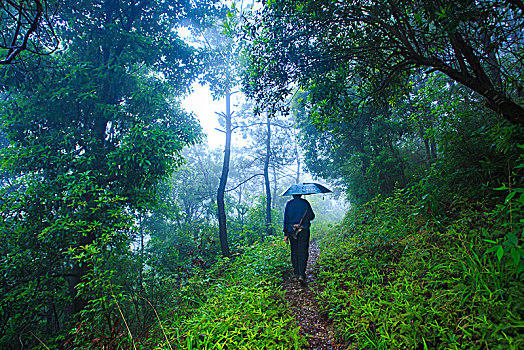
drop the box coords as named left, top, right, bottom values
left=507, top=232, right=519, bottom=246
left=517, top=260, right=524, bottom=276
left=436, top=7, right=447, bottom=18
left=496, top=246, right=504, bottom=261
left=486, top=246, right=499, bottom=254
left=505, top=191, right=517, bottom=204
left=510, top=248, right=520, bottom=265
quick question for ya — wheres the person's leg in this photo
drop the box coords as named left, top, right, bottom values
left=296, top=229, right=310, bottom=280
left=290, top=237, right=299, bottom=277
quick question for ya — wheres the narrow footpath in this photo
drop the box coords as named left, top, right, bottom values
left=283, top=242, right=343, bottom=350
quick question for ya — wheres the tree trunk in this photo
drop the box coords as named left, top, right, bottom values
left=296, top=157, right=301, bottom=184
left=430, top=138, right=437, bottom=161
left=293, top=128, right=301, bottom=184
left=71, top=213, right=97, bottom=314
left=271, top=164, right=278, bottom=209
left=237, top=185, right=244, bottom=234
left=139, top=214, right=144, bottom=290
left=72, top=259, right=89, bottom=314
left=415, top=56, right=524, bottom=126
left=419, top=121, right=431, bottom=166
left=70, top=3, right=118, bottom=313
left=217, top=87, right=232, bottom=257
left=264, top=115, right=273, bottom=235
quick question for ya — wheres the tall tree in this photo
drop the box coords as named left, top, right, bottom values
left=0, top=0, right=216, bottom=346
left=235, top=101, right=298, bottom=233
left=217, top=88, right=233, bottom=256
left=198, top=5, right=248, bottom=256
left=243, top=0, right=524, bottom=126
left=263, top=113, right=272, bottom=234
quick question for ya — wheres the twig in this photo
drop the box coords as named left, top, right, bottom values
left=140, top=297, right=174, bottom=350
left=29, top=331, right=50, bottom=350
left=110, top=284, right=137, bottom=350
left=225, top=173, right=265, bottom=192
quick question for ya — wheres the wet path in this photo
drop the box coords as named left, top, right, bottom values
left=282, top=242, right=343, bottom=349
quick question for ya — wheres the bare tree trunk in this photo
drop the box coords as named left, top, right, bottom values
left=217, top=87, right=232, bottom=257
left=271, top=164, right=278, bottom=209
left=237, top=186, right=244, bottom=233
left=293, top=128, right=301, bottom=184
left=296, top=156, right=301, bottom=184
left=264, top=115, right=273, bottom=235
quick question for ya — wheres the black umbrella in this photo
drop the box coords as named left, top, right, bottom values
left=281, top=182, right=332, bottom=196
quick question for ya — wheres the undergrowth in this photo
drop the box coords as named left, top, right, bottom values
left=317, top=186, right=523, bottom=349
left=151, top=236, right=306, bottom=349
left=52, top=236, right=305, bottom=349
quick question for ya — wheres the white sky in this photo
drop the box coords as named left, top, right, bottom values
left=182, top=83, right=224, bottom=149
left=182, top=82, right=245, bottom=150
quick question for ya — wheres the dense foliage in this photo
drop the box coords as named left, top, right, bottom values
left=243, top=0, right=524, bottom=204
left=0, top=0, right=218, bottom=347
left=317, top=172, right=523, bottom=348
left=1, top=0, right=523, bottom=349
left=55, top=237, right=305, bottom=349
left=244, top=0, right=524, bottom=125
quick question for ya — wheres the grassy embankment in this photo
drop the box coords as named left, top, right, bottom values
left=315, top=189, right=523, bottom=349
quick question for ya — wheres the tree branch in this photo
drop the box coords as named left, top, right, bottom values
left=225, top=173, right=264, bottom=192
left=1, top=0, right=43, bottom=65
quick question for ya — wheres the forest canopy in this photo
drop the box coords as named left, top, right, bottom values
left=243, top=0, right=524, bottom=204
left=0, top=0, right=523, bottom=349
left=244, top=0, right=524, bottom=124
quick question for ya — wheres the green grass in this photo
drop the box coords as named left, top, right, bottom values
left=316, top=195, right=524, bottom=349
left=154, top=236, right=307, bottom=350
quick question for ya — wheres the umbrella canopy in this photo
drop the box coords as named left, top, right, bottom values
left=281, top=182, right=332, bottom=196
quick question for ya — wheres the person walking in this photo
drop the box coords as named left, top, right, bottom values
left=283, top=194, right=315, bottom=286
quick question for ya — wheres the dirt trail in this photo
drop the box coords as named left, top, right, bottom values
left=283, top=242, right=343, bottom=349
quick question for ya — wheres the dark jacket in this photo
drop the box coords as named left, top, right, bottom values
left=283, top=197, right=315, bottom=235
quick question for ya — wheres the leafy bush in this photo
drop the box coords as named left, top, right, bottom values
left=229, top=195, right=281, bottom=247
